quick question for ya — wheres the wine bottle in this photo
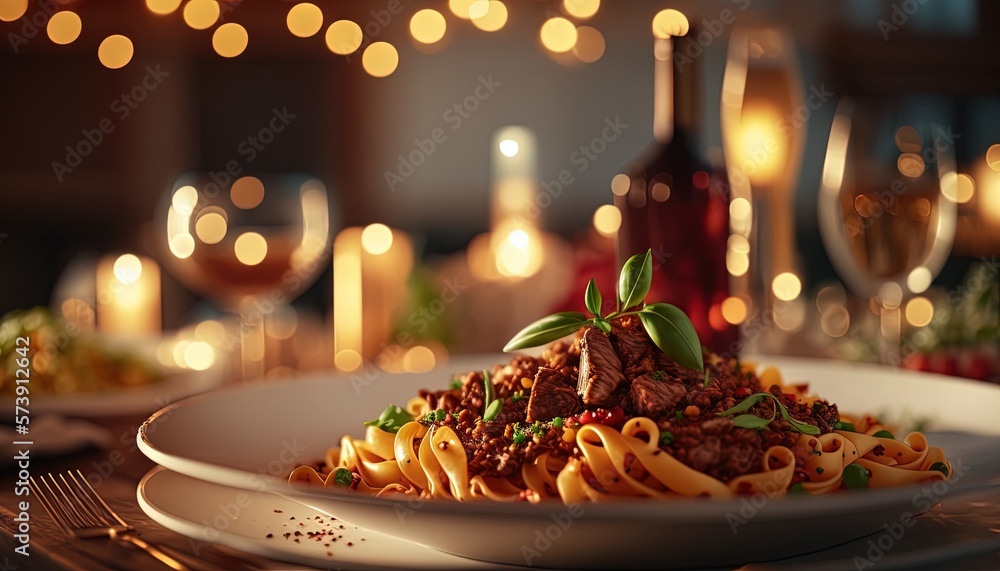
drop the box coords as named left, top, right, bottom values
left=614, top=25, right=737, bottom=355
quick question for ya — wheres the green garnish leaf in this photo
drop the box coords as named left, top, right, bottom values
left=872, top=430, right=895, bottom=440
left=364, top=404, right=414, bottom=434
left=551, top=417, right=564, bottom=427
left=833, top=421, right=856, bottom=432
left=434, top=409, right=446, bottom=422
left=449, top=377, right=462, bottom=390
left=531, top=421, right=542, bottom=434
left=704, top=368, right=711, bottom=387
left=618, top=250, right=653, bottom=310
left=333, top=467, right=353, bottom=487
left=638, top=303, right=704, bottom=372
left=512, top=426, right=526, bottom=444
left=593, top=316, right=612, bottom=335
left=718, top=392, right=819, bottom=435
left=929, top=462, right=950, bottom=477
left=483, top=398, right=504, bottom=421
left=651, top=370, right=666, bottom=381
left=585, top=278, right=603, bottom=317
left=675, top=410, right=684, bottom=422
left=731, top=414, right=773, bottom=430
left=842, top=463, right=869, bottom=489
left=511, top=390, right=524, bottom=403
left=659, top=430, right=674, bottom=445
left=503, top=312, right=592, bottom=352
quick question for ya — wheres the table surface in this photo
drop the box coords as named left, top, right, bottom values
left=3, top=412, right=1000, bottom=571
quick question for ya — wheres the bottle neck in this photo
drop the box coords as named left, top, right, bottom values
left=653, top=36, right=698, bottom=145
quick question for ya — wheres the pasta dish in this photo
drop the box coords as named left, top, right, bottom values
left=289, top=251, right=951, bottom=503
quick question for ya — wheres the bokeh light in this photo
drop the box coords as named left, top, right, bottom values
left=563, top=0, right=599, bottom=19
left=771, top=272, right=802, bottom=301
left=449, top=0, right=475, bottom=19
left=0, top=0, right=27, bottom=22
left=410, top=8, right=446, bottom=44
left=573, top=26, right=605, bottom=63
left=234, top=232, right=268, bottom=266
left=231, top=176, right=265, bottom=209
left=499, top=139, right=519, bottom=157
left=146, top=0, right=181, bottom=15
left=652, top=9, right=689, bottom=39
left=540, top=17, right=577, bottom=53
left=212, top=23, right=248, bottom=58
left=182, top=0, right=219, bottom=30
left=287, top=3, right=323, bottom=38
left=593, top=205, right=621, bottom=237
left=113, top=254, right=143, bottom=285
left=325, top=20, right=363, bottom=55
left=98, top=35, right=134, bottom=69
left=362, top=42, right=399, bottom=78
left=47, top=12, right=82, bottom=45
left=610, top=173, right=630, bottom=196
left=905, top=296, right=934, bottom=327
left=471, top=1, right=507, bottom=32
left=361, top=223, right=394, bottom=255
left=195, top=211, right=228, bottom=244
left=721, top=296, right=747, bottom=325
left=183, top=341, right=215, bottom=371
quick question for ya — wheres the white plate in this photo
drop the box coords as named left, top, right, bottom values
left=137, top=466, right=505, bottom=570
left=138, top=356, right=1000, bottom=569
left=4, top=366, right=223, bottom=417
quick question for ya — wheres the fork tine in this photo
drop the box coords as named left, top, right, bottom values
left=69, top=471, right=125, bottom=528
left=29, top=476, right=73, bottom=537
left=40, top=474, right=92, bottom=529
left=60, top=473, right=112, bottom=528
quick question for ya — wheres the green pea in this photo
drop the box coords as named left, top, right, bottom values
left=834, top=421, right=855, bottom=432
left=659, top=431, right=674, bottom=445
left=842, top=464, right=869, bottom=489
left=333, top=468, right=353, bottom=487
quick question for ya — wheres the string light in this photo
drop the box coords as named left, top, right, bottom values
left=47, top=11, right=82, bottom=45
left=212, top=23, right=248, bottom=58
left=540, top=17, right=577, bottom=53
left=98, top=35, right=134, bottom=69
left=325, top=20, right=363, bottom=55
left=182, top=0, right=220, bottom=30
left=146, top=0, right=181, bottom=16
left=287, top=3, right=323, bottom=38
left=362, top=42, right=399, bottom=78
left=410, top=9, right=446, bottom=44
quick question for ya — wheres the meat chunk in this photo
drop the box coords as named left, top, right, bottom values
left=526, top=368, right=581, bottom=423
left=628, top=373, right=687, bottom=419
left=577, top=327, right=627, bottom=407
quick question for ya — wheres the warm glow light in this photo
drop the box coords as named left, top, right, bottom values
left=0, top=0, right=27, bottom=22
left=593, top=204, right=621, bottom=237
left=194, top=320, right=225, bottom=345
left=287, top=3, right=323, bottom=38
left=954, top=173, right=975, bottom=203
left=907, top=266, right=933, bottom=294
left=471, top=0, right=507, bottom=32
left=772, top=273, right=802, bottom=301
left=651, top=182, right=670, bottom=202
left=146, top=0, right=181, bottom=15
left=410, top=8, right=446, bottom=44
left=403, top=345, right=436, bottom=373
left=172, top=186, right=198, bottom=216
left=325, top=20, right=363, bottom=55
left=195, top=212, right=228, bottom=244
left=362, top=42, right=399, bottom=78
left=361, top=223, right=394, bottom=255
left=610, top=173, right=630, bottom=196
left=449, top=0, right=475, bottom=19
left=98, top=35, right=134, bottom=69
left=495, top=233, right=543, bottom=278
left=894, top=125, right=922, bottom=153
left=573, top=26, right=605, bottom=63
left=652, top=9, right=689, bottom=39
left=183, top=341, right=215, bottom=371
left=169, top=234, right=195, bottom=259
left=974, top=156, right=1000, bottom=224
left=897, top=153, right=925, bottom=178
left=230, top=176, right=264, bottom=209
left=540, top=17, right=577, bottom=53
left=730, top=197, right=752, bottom=221
left=563, top=0, right=599, bottom=19
left=507, top=229, right=529, bottom=249
left=721, top=296, right=747, bottom=325
left=212, top=23, right=248, bottom=58
left=47, top=12, right=82, bottom=45
left=234, top=232, right=268, bottom=266
left=499, top=139, right=519, bottom=157
left=820, top=306, right=850, bottom=337
left=172, top=340, right=191, bottom=367
left=734, top=106, right=785, bottom=186
left=987, top=144, right=1000, bottom=172
left=335, top=349, right=362, bottom=372
left=905, top=297, right=934, bottom=327
left=182, top=0, right=219, bottom=30
left=728, top=234, right=750, bottom=254
left=113, top=254, right=143, bottom=285
left=773, top=299, right=807, bottom=332
left=726, top=250, right=749, bottom=276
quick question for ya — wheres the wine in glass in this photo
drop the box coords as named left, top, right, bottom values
left=160, top=172, right=333, bottom=379
left=818, top=98, right=958, bottom=365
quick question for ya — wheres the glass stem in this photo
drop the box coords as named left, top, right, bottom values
left=240, top=300, right=266, bottom=380
left=878, top=299, right=902, bottom=367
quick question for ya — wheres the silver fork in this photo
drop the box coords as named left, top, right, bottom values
left=30, top=470, right=190, bottom=571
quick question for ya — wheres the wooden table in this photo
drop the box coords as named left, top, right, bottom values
left=0, top=414, right=310, bottom=571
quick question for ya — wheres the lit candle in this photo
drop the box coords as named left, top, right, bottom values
left=95, top=253, right=162, bottom=335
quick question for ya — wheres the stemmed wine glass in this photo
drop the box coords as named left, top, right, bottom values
left=817, top=98, right=958, bottom=365
left=159, top=172, right=333, bottom=379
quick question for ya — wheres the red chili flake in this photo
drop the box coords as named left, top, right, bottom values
left=290, top=516, right=296, bottom=520
left=735, top=387, right=752, bottom=397
left=266, top=533, right=273, bottom=538
left=283, top=533, right=291, bottom=539
left=294, top=531, right=303, bottom=536
left=873, top=445, right=885, bottom=457
left=348, top=542, right=354, bottom=547
left=294, top=539, right=300, bottom=543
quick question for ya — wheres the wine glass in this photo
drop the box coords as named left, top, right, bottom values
left=817, top=98, right=958, bottom=365
left=159, top=172, right=333, bottom=379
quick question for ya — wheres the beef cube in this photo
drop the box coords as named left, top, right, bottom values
left=628, top=373, right=687, bottom=419
left=526, top=367, right=582, bottom=423
left=577, top=327, right=627, bottom=407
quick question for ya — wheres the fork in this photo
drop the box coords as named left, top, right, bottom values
left=30, top=470, right=190, bottom=570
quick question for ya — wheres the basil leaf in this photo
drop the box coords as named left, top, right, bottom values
left=363, top=404, right=414, bottom=434
left=482, top=369, right=495, bottom=409
left=717, top=393, right=768, bottom=416
left=788, top=419, right=821, bottom=435
left=585, top=278, right=603, bottom=317
left=638, top=303, right=704, bottom=372
left=594, top=316, right=612, bottom=334
left=618, top=249, right=653, bottom=310
left=731, top=414, right=773, bottom=430
left=503, top=312, right=591, bottom=352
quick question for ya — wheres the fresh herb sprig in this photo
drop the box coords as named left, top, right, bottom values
left=482, top=369, right=504, bottom=421
left=503, top=250, right=704, bottom=372
left=717, top=392, right=820, bottom=435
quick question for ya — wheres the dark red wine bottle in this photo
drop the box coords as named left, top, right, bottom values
left=614, top=27, right=737, bottom=356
